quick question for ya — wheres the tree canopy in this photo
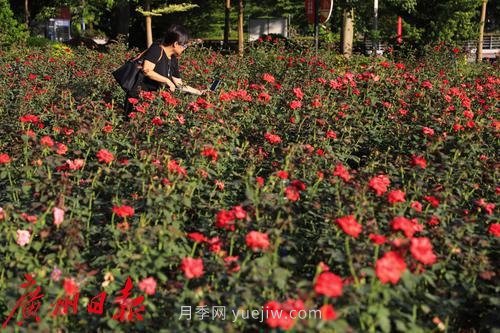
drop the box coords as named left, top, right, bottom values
left=5, top=0, right=499, bottom=48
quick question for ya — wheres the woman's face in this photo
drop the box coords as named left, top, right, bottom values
left=173, top=41, right=187, bottom=56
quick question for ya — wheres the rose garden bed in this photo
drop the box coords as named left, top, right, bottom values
left=0, top=39, right=498, bottom=332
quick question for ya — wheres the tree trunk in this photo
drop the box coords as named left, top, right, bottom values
left=145, top=0, right=153, bottom=47
left=476, top=0, right=488, bottom=63
left=24, top=0, right=30, bottom=29
left=342, top=8, right=354, bottom=58
left=238, top=0, right=244, bottom=56
left=223, top=0, right=231, bottom=49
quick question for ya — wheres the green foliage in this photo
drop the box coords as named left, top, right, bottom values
left=0, top=0, right=28, bottom=47
left=384, top=0, right=483, bottom=44
left=136, top=3, right=199, bottom=17
left=27, top=36, right=56, bottom=48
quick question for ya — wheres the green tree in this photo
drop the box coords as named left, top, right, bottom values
left=0, top=0, right=28, bottom=47
left=136, top=1, right=198, bottom=46
left=375, top=0, right=482, bottom=44
left=29, top=0, right=118, bottom=37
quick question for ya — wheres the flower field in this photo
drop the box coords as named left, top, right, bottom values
left=0, top=40, right=498, bottom=332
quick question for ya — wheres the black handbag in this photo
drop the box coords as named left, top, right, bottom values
left=112, top=50, right=147, bottom=94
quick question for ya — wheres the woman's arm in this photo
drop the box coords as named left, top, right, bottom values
left=142, top=60, right=176, bottom=92
left=172, top=77, right=205, bottom=95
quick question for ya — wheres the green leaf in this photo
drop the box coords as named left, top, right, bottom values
left=377, top=307, right=391, bottom=333
left=273, top=267, right=291, bottom=290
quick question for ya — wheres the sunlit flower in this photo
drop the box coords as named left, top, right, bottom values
left=180, top=257, right=204, bottom=279
left=16, top=229, right=31, bottom=246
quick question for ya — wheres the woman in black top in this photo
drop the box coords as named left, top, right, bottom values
left=124, top=24, right=205, bottom=114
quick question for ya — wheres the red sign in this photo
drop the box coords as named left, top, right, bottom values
left=305, top=0, right=333, bottom=24
left=58, top=6, right=71, bottom=20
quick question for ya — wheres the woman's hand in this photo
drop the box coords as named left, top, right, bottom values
left=167, top=81, right=176, bottom=92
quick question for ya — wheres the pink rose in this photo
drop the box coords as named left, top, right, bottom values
left=16, top=229, right=31, bottom=246
left=53, top=207, right=65, bottom=226
left=138, top=276, right=157, bottom=295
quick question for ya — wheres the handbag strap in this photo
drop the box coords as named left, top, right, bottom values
left=132, top=44, right=165, bottom=62
left=132, top=49, right=148, bottom=61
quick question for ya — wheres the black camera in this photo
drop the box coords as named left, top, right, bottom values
left=209, top=78, right=222, bottom=91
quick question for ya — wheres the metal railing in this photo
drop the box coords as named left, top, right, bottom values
left=458, top=34, right=500, bottom=59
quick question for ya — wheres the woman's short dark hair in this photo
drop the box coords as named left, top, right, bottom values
left=162, top=24, right=189, bottom=46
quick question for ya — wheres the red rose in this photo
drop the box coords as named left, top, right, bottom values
left=19, top=114, right=40, bottom=123
left=276, top=170, right=289, bottom=179
left=112, top=205, right=134, bottom=218
left=387, top=189, right=406, bottom=204
left=369, top=174, right=390, bottom=196
left=476, top=199, right=495, bottom=215
left=391, top=216, right=423, bottom=238
left=285, top=185, right=300, bottom=201
left=314, top=272, right=343, bottom=297
left=63, top=277, right=79, bottom=296
left=292, top=87, right=304, bottom=100
left=422, top=126, right=435, bottom=136
left=167, top=160, right=187, bottom=177
left=336, top=215, right=362, bottom=238
left=289, top=100, right=302, bottom=109
left=280, top=299, right=304, bottom=329
left=427, top=216, right=440, bottom=226
left=423, top=195, right=440, bottom=208
left=488, top=224, right=500, bottom=237
left=245, top=231, right=270, bottom=251
left=187, top=232, right=207, bottom=243
left=262, top=73, right=275, bottom=84
left=96, top=149, right=114, bottom=164
left=223, top=256, right=240, bottom=273
left=411, top=201, right=423, bottom=212
left=180, top=257, right=204, bottom=279
left=333, top=163, right=351, bottom=182
left=264, top=299, right=303, bottom=330
left=55, top=143, right=68, bottom=155
left=208, top=237, right=223, bottom=254
left=258, top=92, right=271, bottom=103
left=410, top=237, right=437, bottom=265
left=256, top=176, right=265, bottom=187
left=231, top=205, right=247, bottom=219
left=40, top=135, right=55, bottom=147
left=320, top=304, right=337, bottom=321
left=201, top=147, right=218, bottom=162
left=369, top=233, right=387, bottom=245
left=0, top=153, right=11, bottom=164
left=421, top=80, right=433, bottom=89
left=264, top=301, right=282, bottom=328
left=264, top=132, right=282, bottom=144
left=215, top=209, right=236, bottom=231
left=375, top=251, right=406, bottom=284
left=290, top=180, right=306, bottom=191
left=326, top=130, right=337, bottom=139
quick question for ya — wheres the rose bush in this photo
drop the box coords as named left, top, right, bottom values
left=0, top=39, right=498, bottom=332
